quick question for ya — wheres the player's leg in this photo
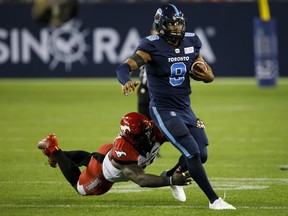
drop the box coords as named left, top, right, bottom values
left=53, top=150, right=82, bottom=190
left=187, top=126, right=235, bottom=209
left=164, top=155, right=187, bottom=176
left=164, top=126, right=208, bottom=175
left=37, top=134, right=82, bottom=191
left=188, top=124, right=209, bottom=164
left=165, top=149, right=207, bottom=175
left=73, top=143, right=112, bottom=171
left=63, top=150, right=91, bottom=166
left=77, top=143, right=113, bottom=195
left=39, top=148, right=58, bottom=168
left=150, top=109, right=218, bottom=203
left=151, top=109, right=236, bottom=209
left=77, top=157, right=113, bottom=196
left=43, top=150, right=91, bottom=168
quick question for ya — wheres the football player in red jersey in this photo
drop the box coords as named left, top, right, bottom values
left=37, top=112, right=191, bottom=196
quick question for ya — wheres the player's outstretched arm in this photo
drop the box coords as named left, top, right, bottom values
left=118, top=163, right=192, bottom=187
left=116, top=50, right=151, bottom=96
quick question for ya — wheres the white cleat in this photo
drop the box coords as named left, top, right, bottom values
left=170, top=185, right=186, bottom=202
left=209, top=198, right=236, bottom=210
left=160, top=170, right=186, bottom=202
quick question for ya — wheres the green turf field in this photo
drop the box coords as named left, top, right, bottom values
left=0, top=78, right=287, bottom=216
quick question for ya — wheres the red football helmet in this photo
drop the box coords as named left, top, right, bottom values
left=120, top=112, right=155, bottom=156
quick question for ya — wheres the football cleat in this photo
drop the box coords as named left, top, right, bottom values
left=209, top=198, right=236, bottom=210
left=40, top=148, right=57, bottom=168
left=37, top=133, right=60, bottom=153
left=160, top=170, right=186, bottom=202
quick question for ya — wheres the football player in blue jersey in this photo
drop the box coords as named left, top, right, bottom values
left=116, top=4, right=236, bottom=210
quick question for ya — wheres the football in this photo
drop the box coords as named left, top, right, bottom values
left=191, top=61, right=207, bottom=73
left=189, top=61, right=208, bottom=81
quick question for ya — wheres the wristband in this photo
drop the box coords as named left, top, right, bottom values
left=116, top=63, right=131, bottom=85
left=169, top=176, right=173, bottom=185
left=163, top=176, right=173, bottom=186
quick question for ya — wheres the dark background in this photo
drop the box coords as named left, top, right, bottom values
left=0, top=2, right=287, bottom=77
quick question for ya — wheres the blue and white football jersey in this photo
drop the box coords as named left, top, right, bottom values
left=137, top=32, right=202, bottom=109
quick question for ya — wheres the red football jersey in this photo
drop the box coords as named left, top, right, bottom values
left=77, top=121, right=166, bottom=195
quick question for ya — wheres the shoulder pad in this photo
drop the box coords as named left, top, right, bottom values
left=185, top=32, right=196, bottom=37
left=112, top=137, right=139, bottom=162
left=146, top=35, right=160, bottom=41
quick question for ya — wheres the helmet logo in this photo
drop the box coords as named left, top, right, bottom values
left=120, top=125, right=131, bottom=132
left=154, top=9, right=162, bottom=24
left=115, top=150, right=127, bottom=158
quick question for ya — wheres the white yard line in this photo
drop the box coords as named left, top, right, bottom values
left=1, top=177, right=287, bottom=210
left=0, top=204, right=288, bottom=210
left=1, top=177, right=287, bottom=193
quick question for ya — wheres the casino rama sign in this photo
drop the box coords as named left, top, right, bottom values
left=0, top=19, right=216, bottom=73
left=0, top=19, right=141, bottom=71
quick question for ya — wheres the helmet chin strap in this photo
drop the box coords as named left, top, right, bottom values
left=161, top=24, right=185, bottom=44
left=162, top=32, right=183, bottom=46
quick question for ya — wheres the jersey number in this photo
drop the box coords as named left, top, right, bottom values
left=169, top=62, right=187, bottom=86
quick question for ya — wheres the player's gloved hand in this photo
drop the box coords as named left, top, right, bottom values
left=122, top=80, right=140, bottom=96
left=171, top=166, right=192, bottom=186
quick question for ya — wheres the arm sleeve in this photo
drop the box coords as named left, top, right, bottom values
left=116, top=63, right=131, bottom=85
